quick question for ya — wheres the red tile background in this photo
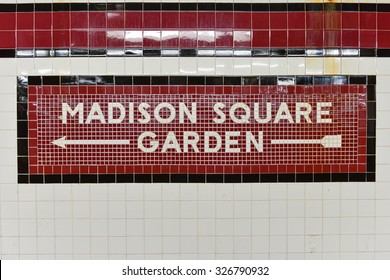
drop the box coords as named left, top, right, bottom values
left=28, top=84, right=367, bottom=174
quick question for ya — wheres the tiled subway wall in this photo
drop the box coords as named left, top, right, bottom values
left=1, top=0, right=390, bottom=260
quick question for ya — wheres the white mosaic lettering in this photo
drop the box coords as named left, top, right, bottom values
left=254, top=102, right=272, bottom=124
left=179, top=103, right=197, bottom=124
left=108, top=103, right=125, bottom=124
left=274, top=102, right=294, bottom=123
left=62, top=103, right=84, bottom=124
left=213, top=103, right=226, bottom=124
left=161, top=131, right=181, bottom=152
left=296, top=102, right=312, bottom=123
left=138, top=102, right=151, bottom=124
left=204, top=131, right=222, bottom=152
left=86, top=103, right=106, bottom=124
left=154, top=103, right=176, bottom=124
left=183, top=131, right=200, bottom=153
left=317, top=102, right=332, bottom=123
left=246, top=131, right=263, bottom=152
left=225, top=131, right=241, bottom=152
left=229, top=103, right=251, bottom=124
left=138, top=132, right=158, bottom=152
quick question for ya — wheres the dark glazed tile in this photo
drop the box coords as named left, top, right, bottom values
left=314, top=174, right=331, bottom=182
left=366, top=173, right=375, bottom=182
left=224, top=174, right=242, bottom=183
left=349, top=76, right=367, bottom=84
left=188, top=76, right=205, bottom=85
left=342, top=3, right=358, bottom=11
left=17, top=139, right=28, bottom=156
left=206, top=174, right=223, bottom=183
left=260, top=76, right=277, bottom=85
left=363, top=4, right=377, bottom=12
left=0, top=4, right=16, bottom=12
left=349, top=173, right=366, bottom=182
left=98, top=174, right=116, bottom=183
left=360, top=49, right=376, bottom=57
left=377, top=49, right=390, bottom=57
left=63, top=174, right=80, bottom=183
left=152, top=76, right=168, bottom=85
left=270, top=3, right=287, bottom=11
left=125, top=3, right=142, bottom=11
left=43, top=76, right=60, bottom=85
left=287, top=3, right=305, bottom=11
left=242, top=174, right=260, bottom=183
left=162, top=3, right=179, bottom=11
left=17, top=157, right=28, bottom=173
left=133, top=76, right=150, bottom=85
left=17, top=121, right=28, bottom=137
left=117, top=174, right=134, bottom=183
left=171, top=174, right=188, bottom=183
left=296, top=174, right=313, bottom=182
left=153, top=174, right=170, bottom=183
left=189, top=174, right=205, bottom=183
left=18, top=175, right=29, bottom=184
left=198, top=3, right=215, bottom=11
left=260, top=174, right=277, bottom=182
left=17, top=3, right=33, bottom=12
left=45, top=175, right=62, bottom=183
left=30, top=175, right=44, bottom=184
left=331, top=173, right=349, bottom=182
left=115, top=76, right=133, bottom=85
left=367, top=156, right=376, bottom=172
left=80, top=175, right=98, bottom=183
left=17, top=103, right=28, bottom=120
left=0, top=50, right=15, bottom=58
left=252, top=4, right=269, bottom=11
left=144, top=3, right=161, bottom=11
left=28, top=76, right=42, bottom=85
left=70, top=3, right=88, bottom=11
left=96, top=76, right=114, bottom=85
left=35, top=3, right=52, bottom=11
left=135, top=174, right=152, bottom=183
left=170, top=76, right=187, bottom=85
left=278, top=174, right=295, bottom=182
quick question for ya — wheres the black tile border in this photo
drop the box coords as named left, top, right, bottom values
left=17, top=75, right=376, bottom=184
left=1, top=2, right=387, bottom=12
left=0, top=48, right=386, bottom=58
left=17, top=74, right=375, bottom=86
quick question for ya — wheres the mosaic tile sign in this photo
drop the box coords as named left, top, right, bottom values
left=17, top=75, right=375, bottom=183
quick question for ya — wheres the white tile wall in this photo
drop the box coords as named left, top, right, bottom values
left=0, top=0, right=390, bottom=260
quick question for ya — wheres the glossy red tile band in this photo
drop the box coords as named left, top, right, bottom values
left=1, top=8, right=390, bottom=53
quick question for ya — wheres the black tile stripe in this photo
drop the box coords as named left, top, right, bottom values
left=18, top=171, right=377, bottom=183
left=0, top=3, right=386, bottom=12
left=17, top=76, right=29, bottom=183
left=30, top=75, right=374, bottom=86
left=6, top=48, right=390, bottom=58
left=17, top=75, right=376, bottom=184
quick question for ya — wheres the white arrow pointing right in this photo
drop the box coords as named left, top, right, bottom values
left=271, top=135, right=342, bottom=148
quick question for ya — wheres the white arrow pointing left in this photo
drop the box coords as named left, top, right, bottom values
left=52, top=136, right=130, bottom=149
